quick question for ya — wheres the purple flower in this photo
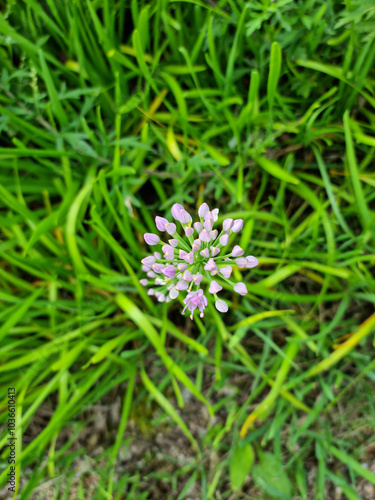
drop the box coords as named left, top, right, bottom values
left=162, top=265, right=176, bottom=279
left=152, top=263, right=164, bottom=274
left=204, top=258, right=218, bottom=273
left=199, top=229, right=211, bottom=242
left=215, top=299, right=228, bottom=313
left=144, top=233, right=160, bottom=245
left=192, top=239, right=201, bottom=252
left=179, top=209, right=192, bottom=224
left=234, top=282, right=247, bottom=295
left=155, top=216, right=169, bottom=231
left=184, top=252, right=194, bottom=264
left=223, top=218, right=233, bottom=231
left=182, top=289, right=208, bottom=319
left=235, top=257, right=247, bottom=268
left=231, top=219, right=243, bottom=233
left=183, top=270, right=193, bottom=282
left=140, top=203, right=258, bottom=319
left=176, top=280, right=189, bottom=291
left=185, top=226, right=194, bottom=237
left=171, top=203, right=185, bottom=221
left=231, top=245, right=244, bottom=257
left=198, top=203, right=210, bottom=218
left=209, top=280, right=222, bottom=294
left=220, top=266, right=233, bottom=278
left=169, top=239, right=179, bottom=247
left=192, top=274, right=203, bottom=285
left=141, top=256, right=156, bottom=266
left=246, top=256, right=259, bottom=268
left=165, top=222, right=176, bottom=235
left=179, top=249, right=188, bottom=259
left=203, top=219, right=213, bottom=231
left=162, top=244, right=175, bottom=260
left=219, top=234, right=230, bottom=246
left=199, top=248, right=209, bottom=258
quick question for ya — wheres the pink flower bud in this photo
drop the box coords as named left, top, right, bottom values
left=162, top=245, right=175, bottom=260
left=231, top=219, right=243, bottom=233
left=235, top=257, right=247, bottom=268
left=183, top=270, right=193, bottom=282
left=215, top=299, right=228, bottom=313
left=165, top=222, right=176, bottom=235
left=198, top=203, right=210, bottom=217
left=141, top=256, right=156, bottom=266
left=152, top=263, right=164, bottom=274
left=169, top=239, right=179, bottom=248
left=200, top=248, right=210, bottom=258
left=171, top=203, right=184, bottom=221
left=154, top=252, right=162, bottom=259
left=147, top=288, right=155, bottom=295
left=192, top=274, right=203, bottom=285
left=203, top=219, right=213, bottom=231
left=179, top=209, right=192, bottom=224
left=231, top=245, right=244, bottom=257
left=194, top=222, right=203, bottom=233
left=176, top=280, right=189, bottom=291
left=192, top=239, right=201, bottom=252
left=155, top=216, right=169, bottom=231
left=204, top=211, right=213, bottom=221
left=234, top=282, right=247, bottom=295
left=177, top=263, right=188, bottom=272
left=147, top=271, right=156, bottom=278
left=179, top=249, right=188, bottom=259
left=199, top=229, right=211, bottom=242
left=210, top=246, right=220, bottom=257
left=162, top=265, right=176, bottom=279
left=142, top=265, right=151, bottom=272
left=204, top=258, right=218, bottom=273
left=219, top=234, right=230, bottom=246
left=223, top=218, right=233, bottom=231
left=209, top=280, right=223, bottom=294
left=169, top=287, right=179, bottom=299
left=209, top=230, right=218, bottom=240
left=246, top=256, right=259, bottom=268
left=157, top=293, right=166, bottom=302
left=140, top=279, right=148, bottom=286
left=220, top=266, right=233, bottom=279
left=144, top=233, right=160, bottom=245
left=183, top=252, right=194, bottom=264
left=185, top=226, right=194, bottom=237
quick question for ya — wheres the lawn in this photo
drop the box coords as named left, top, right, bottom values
left=1, top=0, right=375, bottom=499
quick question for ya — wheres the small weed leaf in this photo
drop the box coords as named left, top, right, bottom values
left=229, top=442, right=254, bottom=490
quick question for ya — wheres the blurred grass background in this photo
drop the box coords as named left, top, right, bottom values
left=1, top=0, right=375, bottom=498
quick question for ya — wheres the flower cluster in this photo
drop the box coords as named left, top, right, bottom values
left=140, top=203, right=259, bottom=320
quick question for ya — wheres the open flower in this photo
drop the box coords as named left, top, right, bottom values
left=141, top=203, right=258, bottom=319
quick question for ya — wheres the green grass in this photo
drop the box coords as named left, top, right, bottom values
left=1, top=0, right=375, bottom=498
